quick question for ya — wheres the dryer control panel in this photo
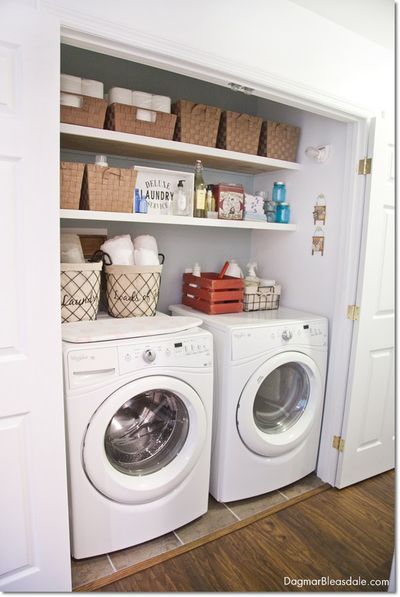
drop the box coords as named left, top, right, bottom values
left=231, top=320, right=328, bottom=361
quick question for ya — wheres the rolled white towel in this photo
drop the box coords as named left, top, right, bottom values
left=151, top=95, right=171, bottom=113
left=82, top=79, right=104, bottom=99
left=259, top=278, right=276, bottom=287
left=60, top=93, right=82, bottom=108
left=133, top=235, right=158, bottom=254
left=60, top=233, right=85, bottom=263
left=108, top=87, right=132, bottom=106
left=100, top=234, right=135, bottom=265
left=60, top=74, right=82, bottom=94
left=131, top=90, right=152, bottom=108
left=134, top=248, right=160, bottom=266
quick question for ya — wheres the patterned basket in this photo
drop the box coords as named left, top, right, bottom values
left=60, top=262, right=102, bottom=323
left=105, top=103, right=177, bottom=140
left=60, top=94, right=108, bottom=129
left=81, top=164, right=137, bottom=213
left=60, top=161, right=85, bottom=209
left=105, top=265, right=162, bottom=318
left=172, top=100, right=222, bottom=147
left=217, top=111, right=262, bottom=155
left=243, top=285, right=281, bottom=312
left=258, top=121, right=300, bottom=162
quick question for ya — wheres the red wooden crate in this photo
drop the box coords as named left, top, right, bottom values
left=182, top=272, right=244, bottom=314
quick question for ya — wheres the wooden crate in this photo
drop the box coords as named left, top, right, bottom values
left=182, top=272, right=244, bottom=314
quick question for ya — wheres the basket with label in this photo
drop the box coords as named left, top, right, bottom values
left=60, top=161, right=85, bottom=209
left=60, top=93, right=108, bottom=129
left=60, top=262, right=103, bottom=323
left=182, top=272, right=244, bottom=314
left=258, top=120, right=300, bottom=162
left=217, top=111, right=263, bottom=155
left=105, top=264, right=163, bottom=318
left=81, top=164, right=137, bottom=213
left=105, top=104, right=177, bottom=140
left=172, top=100, right=222, bottom=147
left=243, top=284, right=281, bottom=312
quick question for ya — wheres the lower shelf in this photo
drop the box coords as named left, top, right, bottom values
left=60, top=210, right=296, bottom=231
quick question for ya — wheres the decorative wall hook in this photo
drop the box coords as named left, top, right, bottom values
left=305, top=145, right=331, bottom=163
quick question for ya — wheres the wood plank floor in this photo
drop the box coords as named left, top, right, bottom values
left=97, top=471, right=394, bottom=592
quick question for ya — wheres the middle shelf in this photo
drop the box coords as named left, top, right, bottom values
left=60, top=209, right=297, bottom=231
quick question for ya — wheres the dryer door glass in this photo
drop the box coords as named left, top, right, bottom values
left=253, top=362, right=310, bottom=434
left=104, top=390, right=189, bottom=476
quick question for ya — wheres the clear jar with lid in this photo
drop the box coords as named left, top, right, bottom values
left=275, top=202, right=290, bottom=224
left=272, top=182, right=286, bottom=203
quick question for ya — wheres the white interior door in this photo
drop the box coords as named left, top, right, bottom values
left=0, top=3, right=71, bottom=591
left=335, top=112, right=395, bottom=488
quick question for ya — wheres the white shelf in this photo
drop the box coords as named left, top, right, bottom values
left=60, top=124, right=301, bottom=175
left=60, top=209, right=297, bottom=231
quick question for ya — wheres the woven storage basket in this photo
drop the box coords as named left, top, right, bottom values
left=217, top=111, right=262, bottom=155
left=60, top=94, right=108, bottom=129
left=172, top=100, right=222, bottom=147
left=105, top=264, right=162, bottom=318
left=105, top=103, right=177, bottom=140
left=60, top=161, right=85, bottom=209
left=258, top=120, right=300, bottom=162
left=81, top=164, right=137, bottom=213
left=60, top=262, right=102, bottom=323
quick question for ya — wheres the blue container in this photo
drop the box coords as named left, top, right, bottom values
left=275, top=202, right=290, bottom=224
left=272, top=182, right=286, bottom=203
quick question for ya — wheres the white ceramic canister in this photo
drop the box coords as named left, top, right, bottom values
left=151, top=95, right=171, bottom=113
left=108, top=87, right=133, bottom=105
left=81, top=79, right=104, bottom=99
left=60, top=73, right=82, bottom=94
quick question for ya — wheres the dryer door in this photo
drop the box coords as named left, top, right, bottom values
left=237, top=352, right=322, bottom=457
left=83, top=375, right=207, bottom=504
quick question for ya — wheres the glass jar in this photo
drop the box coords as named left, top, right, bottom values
left=264, top=199, right=276, bottom=223
left=275, top=202, right=290, bottom=224
left=272, top=182, right=286, bottom=203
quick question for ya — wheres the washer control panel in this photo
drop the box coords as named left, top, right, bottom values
left=231, top=320, right=328, bottom=361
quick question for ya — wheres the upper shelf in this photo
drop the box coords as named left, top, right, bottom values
left=60, top=124, right=301, bottom=175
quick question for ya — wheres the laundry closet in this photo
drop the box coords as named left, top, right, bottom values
left=0, top=2, right=393, bottom=592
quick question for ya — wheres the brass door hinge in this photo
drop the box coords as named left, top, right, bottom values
left=358, top=157, right=372, bottom=175
left=332, top=435, right=345, bottom=452
left=347, top=305, right=360, bottom=320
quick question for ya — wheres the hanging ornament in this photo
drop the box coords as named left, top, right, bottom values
left=313, top=193, right=327, bottom=225
left=312, top=226, right=325, bottom=256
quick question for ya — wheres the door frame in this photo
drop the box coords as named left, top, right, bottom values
left=43, top=4, right=376, bottom=486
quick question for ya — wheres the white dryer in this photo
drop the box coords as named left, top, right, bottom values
left=170, top=305, right=328, bottom=502
left=62, top=316, right=213, bottom=559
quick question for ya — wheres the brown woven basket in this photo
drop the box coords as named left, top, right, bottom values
left=105, top=103, right=177, bottom=140
left=172, top=100, right=222, bottom=147
left=217, top=111, right=262, bottom=155
left=258, top=120, right=300, bottom=162
left=81, top=165, right=138, bottom=213
left=60, top=94, right=108, bottom=129
left=60, top=161, right=85, bottom=209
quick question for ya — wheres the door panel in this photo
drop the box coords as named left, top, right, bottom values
left=336, top=113, right=395, bottom=488
left=0, top=3, right=71, bottom=591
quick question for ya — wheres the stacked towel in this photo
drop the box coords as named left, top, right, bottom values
left=100, top=234, right=159, bottom=265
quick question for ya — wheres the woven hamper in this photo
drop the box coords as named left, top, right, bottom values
left=60, top=161, right=85, bottom=209
left=258, top=120, right=300, bottom=162
left=105, top=103, right=177, bottom=140
left=60, top=94, right=107, bottom=129
left=217, top=111, right=262, bottom=155
left=172, top=100, right=221, bottom=147
left=81, top=164, right=137, bottom=213
left=60, top=262, right=102, bottom=323
left=105, top=264, right=162, bottom=318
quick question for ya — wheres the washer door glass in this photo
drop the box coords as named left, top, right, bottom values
left=253, top=362, right=310, bottom=435
left=104, top=389, right=189, bottom=476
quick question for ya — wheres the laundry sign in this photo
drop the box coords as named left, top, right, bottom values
left=133, top=166, right=194, bottom=215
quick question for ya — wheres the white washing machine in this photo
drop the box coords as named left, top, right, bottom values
left=170, top=305, right=328, bottom=502
left=62, top=315, right=213, bottom=559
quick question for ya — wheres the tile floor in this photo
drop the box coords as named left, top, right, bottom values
left=71, top=473, right=325, bottom=590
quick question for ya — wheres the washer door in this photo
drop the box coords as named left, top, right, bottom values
left=237, top=352, right=322, bottom=457
left=83, top=376, right=207, bottom=504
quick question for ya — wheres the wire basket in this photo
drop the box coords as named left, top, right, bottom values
left=172, top=100, right=222, bottom=147
left=60, top=262, right=102, bottom=323
left=105, top=264, right=163, bottom=318
left=243, top=285, right=281, bottom=311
